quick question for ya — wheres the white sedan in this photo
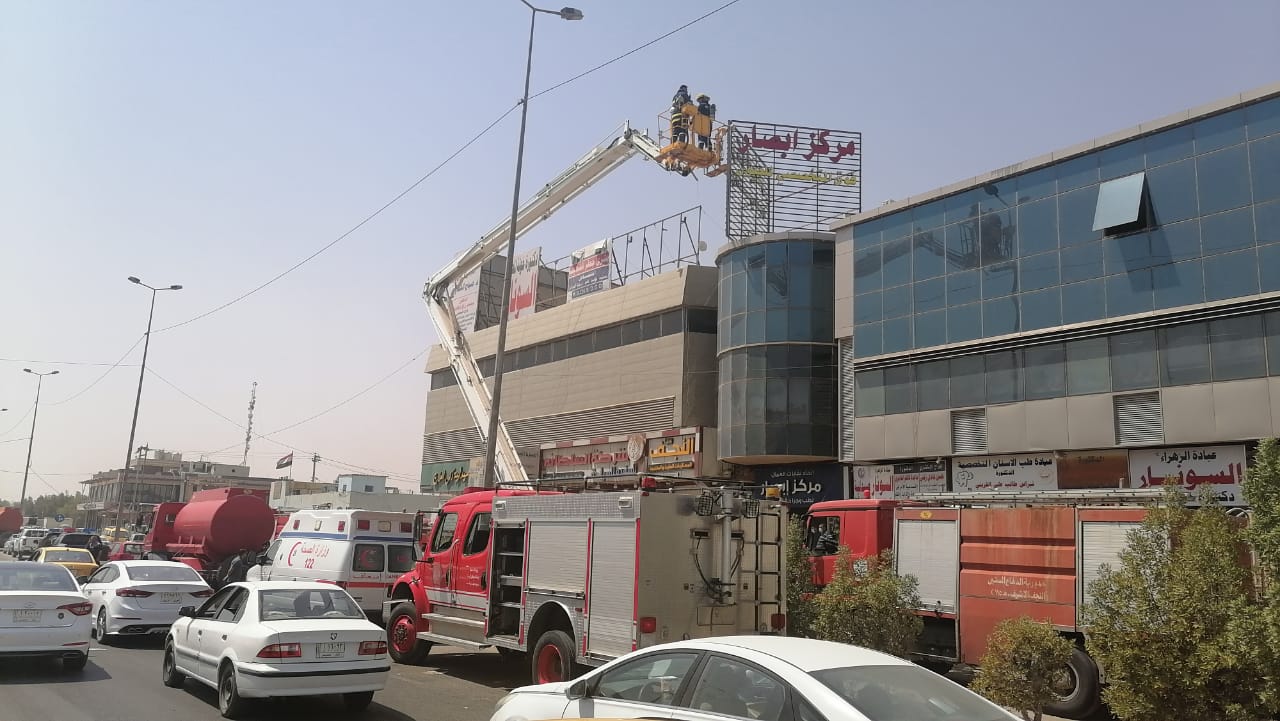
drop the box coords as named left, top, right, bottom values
left=0, top=561, right=93, bottom=671
left=490, top=636, right=1020, bottom=721
left=80, top=560, right=213, bottom=641
left=162, top=581, right=389, bottom=719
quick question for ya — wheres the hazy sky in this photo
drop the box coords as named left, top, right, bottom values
left=2, top=1, right=1277, bottom=498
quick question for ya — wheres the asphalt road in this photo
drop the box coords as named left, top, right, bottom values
left=0, top=635, right=519, bottom=721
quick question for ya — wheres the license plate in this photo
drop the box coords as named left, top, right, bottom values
left=316, top=642, right=345, bottom=658
left=160, top=593, right=182, bottom=604
left=13, top=610, right=42, bottom=623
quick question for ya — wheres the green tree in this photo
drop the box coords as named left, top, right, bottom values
left=1241, top=438, right=1280, bottom=713
left=971, top=617, right=1073, bottom=721
left=811, top=547, right=921, bottom=657
left=1084, top=486, right=1268, bottom=721
left=784, top=518, right=818, bottom=637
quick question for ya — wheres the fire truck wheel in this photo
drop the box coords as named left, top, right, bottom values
left=531, top=630, right=576, bottom=685
left=1045, top=646, right=1101, bottom=719
left=386, top=602, right=431, bottom=665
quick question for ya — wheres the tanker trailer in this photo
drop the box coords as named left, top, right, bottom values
left=143, top=488, right=274, bottom=587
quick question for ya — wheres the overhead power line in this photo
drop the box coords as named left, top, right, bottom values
left=265, top=347, right=428, bottom=435
left=47, top=335, right=145, bottom=406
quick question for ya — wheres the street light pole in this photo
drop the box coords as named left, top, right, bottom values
left=19, top=369, right=58, bottom=519
left=110, top=277, right=182, bottom=534
left=481, top=2, right=583, bottom=488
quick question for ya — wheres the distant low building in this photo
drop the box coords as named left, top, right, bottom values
left=337, top=474, right=386, bottom=494
left=268, top=477, right=448, bottom=513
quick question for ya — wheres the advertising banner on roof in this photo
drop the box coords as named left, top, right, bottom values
left=450, top=266, right=482, bottom=333
left=568, top=239, right=612, bottom=301
left=507, top=247, right=542, bottom=320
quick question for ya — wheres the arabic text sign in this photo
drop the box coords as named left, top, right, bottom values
left=540, top=440, right=635, bottom=479
left=853, top=461, right=947, bottom=499
left=756, top=464, right=845, bottom=507
left=952, top=453, right=1057, bottom=492
left=1129, top=444, right=1247, bottom=506
left=568, top=239, right=611, bottom=301
left=645, top=434, right=699, bottom=476
left=450, top=266, right=482, bottom=334
left=507, top=247, right=542, bottom=320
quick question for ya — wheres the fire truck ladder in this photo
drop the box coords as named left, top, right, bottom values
left=743, top=502, right=786, bottom=635
left=911, top=488, right=1168, bottom=507
left=422, top=123, right=678, bottom=486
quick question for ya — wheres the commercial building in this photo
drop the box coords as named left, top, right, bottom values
left=337, top=474, right=387, bottom=494
left=420, top=265, right=723, bottom=492
left=831, top=83, right=1280, bottom=503
left=268, top=479, right=450, bottom=513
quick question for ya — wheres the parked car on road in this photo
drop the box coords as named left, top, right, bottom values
left=162, top=581, right=389, bottom=719
left=5, top=528, right=48, bottom=558
left=107, top=541, right=146, bottom=561
left=0, top=561, right=93, bottom=671
left=80, top=560, right=213, bottom=642
left=488, top=636, right=1019, bottom=721
left=33, top=547, right=99, bottom=581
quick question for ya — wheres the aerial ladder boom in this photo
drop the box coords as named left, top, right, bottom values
left=422, top=123, right=669, bottom=485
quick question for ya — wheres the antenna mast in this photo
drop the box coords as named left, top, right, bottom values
left=242, top=381, right=257, bottom=466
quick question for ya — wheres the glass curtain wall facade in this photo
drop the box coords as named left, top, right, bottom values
left=718, top=233, right=837, bottom=460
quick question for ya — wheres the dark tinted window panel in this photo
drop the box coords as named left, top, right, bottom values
left=641, top=314, right=662, bottom=340
left=1266, top=312, right=1280, bottom=376
left=913, top=310, right=946, bottom=349
left=746, top=346, right=767, bottom=379
left=979, top=210, right=1016, bottom=265
left=551, top=340, right=568, bottom=362
left=1249, top=97, right=1280, bottom=139
left=515, top=348, right=536, bottom=370
left=660, top=309, right=684, bottom=335
left=882, top=284, right=912, bottom=319
left=1194, top=109, right=1246, bottom=154
left=945, top=189, right=984, bottom=224
left=854, top=322, right=882, bottom=357
left=812, top=344, right=836, bottom=369
left=1110, top=330, right=1158, bottom=391
left=986, top=349, right=1022, bottom=404
left=1015, top=167, right=1058, bottom=203
left=1057, top=154, right=1100, bottom=192
left=1259, top=200, right=1280, bottom=246
left=983, top=297, right=1019, bottom=336
left=1201, top=207, right=1255, bottom=256
left=913, top=231, right=946, bottom=280
left=788, top=377, right=812, bottom=425
left=882, top=237, right=912, bottom=288
left=852, top=217, right=886, bottom=248
left=813, top=244, right=835, bottom=265
left=882, top=214, right=913, bottom=244
left=883, top=365, right=915, bottom=415
left=1061, top=280, right=1106, bottom=325
left=854, top=292, right=882, bottom=324
left=1060, top=241, right=1105, bottom=284
left=916, top=361, right=950, bottom=411
left=1066, top=337, right=1110, bottom=396
left=1152, top=260, right=1205, bottom=310
left=980, top=180, right=1015, bottom=213
left=1021, top=288, right=1062, bottom=331
left=621, top=320, right=643, bottom=345
left=982, top=261, right=1016, bottom=300
left=502, top=353, right=517, bottom=373
left=883, top=317, right=912, bottom=353
left=913, top=201, right=946, bottom=232
left=746, top=310, right=765, bottom=344
left=1020, top=251, right=1060, bottom=292
left=1018, top=197, right=1059, bottom=257
left=1261, top=244, right=1280, bottom=293
left=1159, top=322, right=1211, bottom=386
left=788, top=308, right=814, bottom=341
left=790, top=261, right=813, bottom=306
left=687, top=308, right=717, bottom=334
left=765, top=378, right=788, bottom=424
left=1106, top=270, right=1154, bottom=317
left=1059, top=186, right=1103, bottom=247
left=477, top=357, right=496, bottom=376
left=594, top=325, right=621, bottom=352
left=945, top=223, right=981, bottom=272
left=948, top=303, right=983, bottom=343
left=766, top=346, right=789, bottom=372
left=1105, top=233, right=1161, bottom=275
left=1251, top=135, right=1280, bottom=204
left=854, top=370, right=885, bottom=417
left=787, top=345, right=812, bottom=371
left=1197, top=145, right=1252, bottom=215
left=1024, top=343, right=1065, bottom=400
left=1203, top=249, right=1259, bottom=302
left=567, top=334, right=593, bottom=358
left=854, top=246, right=883, bottom=293
left=1099, top=141, right=1146, bottom=181
left=1210, top=315, right=1267, bottom=381
left=1149, top=219, right=1201, bottom=265
left=766, top=308, right=788, bottom=342
left=765, top=268, right=789, bottom=310
left=950, top=355, right=986, bottom=408
left=914, top=278, right=946, bottom=314
left=535, top=343, right=553, bottom=365
left=948, top=270, right=981, bottom=306
left=1146, top=159, right=1199, bottom=224
left=1145, top=123, right=1194, bottom=167
left=746, top=266, right=766, bottom=311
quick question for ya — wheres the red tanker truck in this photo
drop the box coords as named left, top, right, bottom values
left=0, top=506, right=22, bottom=547
left=143, top=487, right=275, bottom=586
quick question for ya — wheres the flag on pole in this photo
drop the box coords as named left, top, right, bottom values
left=276, top=453, right=294, bottom=469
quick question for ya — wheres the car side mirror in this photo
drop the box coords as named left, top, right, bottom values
left=178, top=606, right=196, bottom=618
left=566, top=679, right=590, bottom=700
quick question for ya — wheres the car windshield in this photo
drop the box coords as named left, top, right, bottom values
left=44, top=550, right=95, bottom=563
left=0, top=565, right=77, bottom=591
left=258, top=589, right=365, bottom=621
left=123, top=543, right=144, bottom=554
left=125, top=565, right=203, bottom=582
left=59, top=534, right=90, bottom=546
left=812, top=665, right=1013, bottom=721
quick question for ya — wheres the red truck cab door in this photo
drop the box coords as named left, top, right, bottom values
left=450, top=507, right=492, bottom=618
left=424, top=505, right=467, bottom=609
left=805, top=502, right=897, bottom=587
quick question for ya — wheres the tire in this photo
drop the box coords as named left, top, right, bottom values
left=161, top=643, right=186, bottom=688
left=1045, top=646, right=1102, bottom=719
left=218, top=663, right=249, bottom=719
left=95, top=608, right=111, bottom=644
left=63, top=653, right=88, bottom=673
left=386, top=602, right=431, bottom=665
left=530, top=629, right=576, bottom=685
left=343, top=691, right=375, bottom=712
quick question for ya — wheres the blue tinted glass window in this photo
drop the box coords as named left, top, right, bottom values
left=746, top=310, right=765, bottom=343
left=1198, top=145, right=1252, bottom=215
left=1024, top=344, right=1065, bottom=400
left=1152, top=260, right=1205, bottom=310
left=1062, top=280, right=1106, bottom=325
left=1100, top=141, right=1146, bottom=180
left=1093, top=173, right=1147, bottom=231
left=729, top=314, right=745, bottom=346
left=854, top=246, right=882, bottom=293
left=1020, top=251, right=1060, bottom=292
left=766, top=308, right=787, bottom=341
left=1146, top=159, right=1198, bottom=224
left=1059, top=186, right=1103, bottom=247
left=1018, top=197, right=1059, bottom=256
left=914, top=278, right=946, bottom=313
left=1258, top=200, right=1280, bottom=245
left=983, top=297, right=1019, bottom=336
left=1111, top=330, right=1158, bottom=391
left=787, top=307, right=813, bottom=341
left=883, top=284, right=911, bottom=319
left=979, top=210, right=1016, bottom=265
left=1146, top=123, right=1194, bottom=167
left=765, top=266, right=789, bottom=309
left=950, top=355, right=986, bottom=408
left=1267, top=312, right=1280, bottom=375
left=1261, top=244, right=1280, bottom=293
left=1057, top=154, right=1099, bottom=191
left=913, top=231, right=947, bottom=280
left=854, top=370, right=885, bottom=417
left=987, top=350, right=1022, bottom=403
left=1105, top=233, right=1161, bottom=275
left=1251, top=135, right=1280, bottom=204
left=791, top=261, right=813, bottom=305
left=854, top=322, right=882, bottom=357
left=1021, top=288, right=1062, bottom=331
left=946, top=222, right=981, bottom=271
left=1016, top=167, right=1057, bottom=203
left=1201, top=207, right=1256, bottom=256
left=1061, top=241, right=1105, bottom=283
left=745, top=266, right=765, bottom=311
left=916, top=361, right=950, bottom=411
left=948, top=303, right=983, bottom=344
left=1159, top=322, right=1211, bottom=386
left=913, top=201, right=946, bottom=231
left=854, top=292, right=882, bottom=324
left=1210, top=314, right=1267, bottom=381
left=884, top=317, right=912, bottom=353
left=1106, top=270, right=1154, bottom=316
left=790, top=242, right=813, bottom=266
left=913, top=310, right=945, bottom=349
left=1204, top=249, right=1259, bottom=302
left=948, top=270, right=980, bottom=306
left=1194, top=109, right=1246, bottom=154
left=882, top=213, right=913, bottom=244
left=980, top=180, right=1016, bottom=214
left=983, top=261, right=1016, bottom=299
left=884, top=365, right=914, bottom=415
left=945, top=189, right=984, bottom=224
left=1248, top=97, right=1280, bottom=139
left=1066, top=337, right=1111, bottom=395
left=882, top=237, right=912, bottom=288
left=1150, top=220, right=1201, bottom=264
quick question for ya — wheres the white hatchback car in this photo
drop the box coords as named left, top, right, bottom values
left=489, top=636, right=1020, bottom=721
left=162, top=581, right=389, bottom=719
left=0, top=561, right=93, bottom=671
left=81, top=560, right=213, bottom=641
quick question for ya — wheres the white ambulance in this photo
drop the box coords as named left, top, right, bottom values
left=248, top=509, right=418, bottom=619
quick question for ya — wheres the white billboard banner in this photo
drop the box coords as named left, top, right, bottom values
left=568, top=239, right=612, bottom=301
left=450, top=266, right=482, bottom=333
left=853, top=461, right=947, bottom=499
left=507, top=247, right=542, bottom=320
left=1129, top=444, right=1247, bottom=505
left=952, top=453, right=1057, bottom=492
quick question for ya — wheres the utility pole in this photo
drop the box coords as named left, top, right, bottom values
left=311, top=454, right=320, bottom=483
left=126, top=444, right=149, bottom=528
left=19, top=369, right=58, bottom=519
